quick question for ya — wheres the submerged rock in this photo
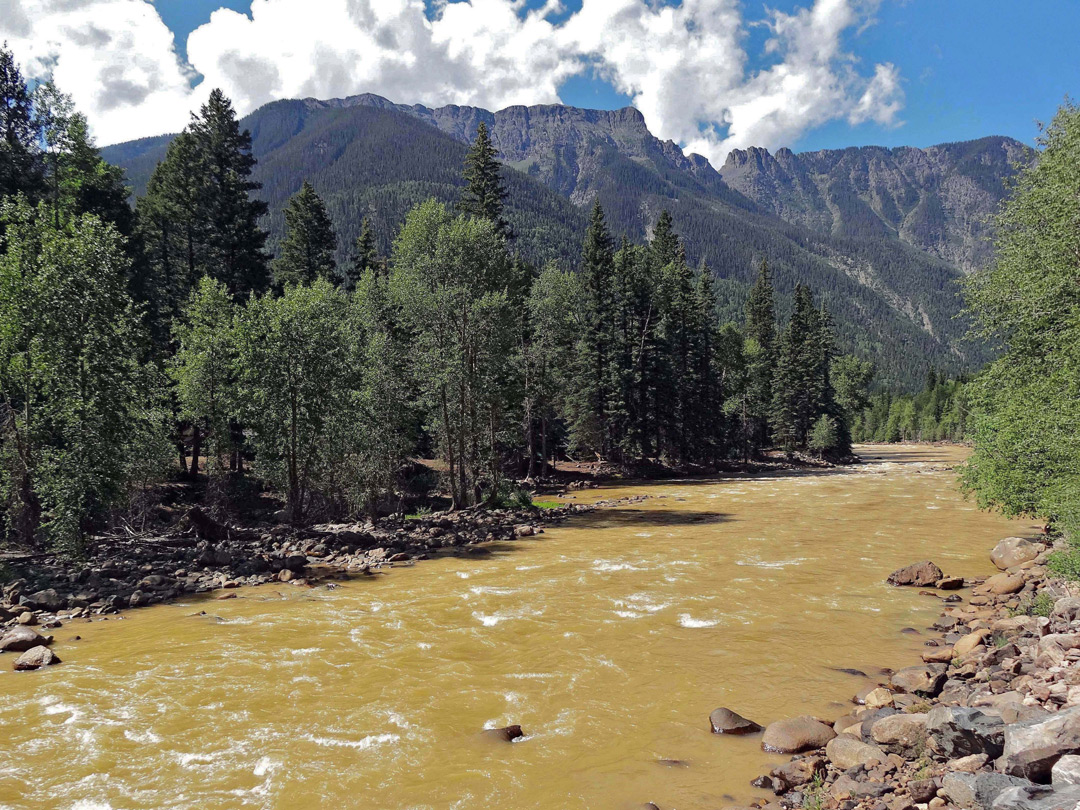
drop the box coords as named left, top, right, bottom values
left=709, top=707, right=763, bottom=735
left=887, top=561, right=943, bottom=587
left=482, top=725, right=524, bottom=743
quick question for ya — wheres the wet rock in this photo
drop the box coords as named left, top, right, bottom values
left=887, top=561, right=944, bottom=587
left=761, top=716, right=836, bottom=753
left=128, top=590, right=149, bottom=608
left=941, top=772, right=1037, bottom=810
left=0, top=625, right=52, bottom=653
left=938, top=576, right=965, bottom=590
left=826, top=735, right=889, bottom=769
left=16, top=611, right=36, bottom=625
left=926, top=706, right=1004, bottom=759
left=710, top=707, right=763, bottom=735
left=923, top=647, right=955, bottom=664
left=870, top=713, right=928, bottom=758
left=990, top=538, right=1042, bottom=571
left=13, top=645, right=60, bottom=671
left=482, top=725, right=524, bottom=743
left=284, top=555, right=308, bottom=572
left=1001, top=705, right=1080, bottom=782
left=954, top=629, right=993, bottom=657
left=1051, top=755, right=1080, bottom=787
left=891, top=664, right=947, bottom=696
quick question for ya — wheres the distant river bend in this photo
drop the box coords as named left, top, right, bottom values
left=0, top=445, right=1031, bottom=810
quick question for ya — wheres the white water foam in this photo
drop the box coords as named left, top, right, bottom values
left=308, top=733, right=399, bottom=750
left=678, top=614, right=720, bottom=628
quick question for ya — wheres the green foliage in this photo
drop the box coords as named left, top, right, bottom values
left=460, top=122, right=511, bottom=240
left=273, top=181, right=337, bottom=287
left=961, top=101, right=1080, bottom=539
left=0, top=45, right=42, bottom=203
left=851, top=374, right=969, bottom=443
left=1010, top=591, right=1056, bottom=617
left=0, top=199, right=168, bottom=552
left=802, top=773, right=826, bottom=810
left=809, top=415, right=840, bottom=456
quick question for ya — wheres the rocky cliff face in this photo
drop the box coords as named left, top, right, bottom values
left=720, top=137, right=1032, bottom=273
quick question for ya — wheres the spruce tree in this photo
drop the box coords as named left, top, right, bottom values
left=273, top=181, right=337, bottom=287
left=188, top=89, right=269, bottom=296
left=345, top=216, right=380, bottom=287
left=743, top=259, right=776, bottom=457
left=569, top=199, right=616, bottom=457
left=459, top=121, right=511, bottom=240
left=0, top=45, right=42, bottom=203
left=650, top=210, right=680, bottom=269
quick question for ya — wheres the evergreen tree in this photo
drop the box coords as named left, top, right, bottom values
left=188, top=89, right=269, bottom=296
left=568, top=199, right=616, bottom=458
left=459, top=121, right=511, bottom=240
left=743, top=259, right=776, bottom=457
left=273, top=181, right=337, bottom=287
left=650, top=210, right=680, bottom=268
left=0, top=45, right=41, bottom=204
left=345, top=215, right=380, bottom=287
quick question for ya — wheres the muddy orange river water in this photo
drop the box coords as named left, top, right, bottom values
left=0, top=445, right=1036, bottom=810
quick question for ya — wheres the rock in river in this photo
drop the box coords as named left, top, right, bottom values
left=887, top=561, right=943, bottom=587
left=761, top=716, right=836, bottom=753
left=0, top=625, right=52, bottom=653
left=990, top=537, right=1042, bottom=570
left=13, top=645, right=61, bottom=671
left=482, top=725, right=525, bottom=743
left=709, top=708, right=763, bottom=735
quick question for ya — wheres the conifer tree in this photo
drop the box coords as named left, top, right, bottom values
left=188, top=89, right=269, bottom=296
left=345, top=216, right=380, bottom=287
left=743, top=259, right=776, bottom=457
left=650, top=210, right=680, bottom=268
left=273, top=181, right=337, bottom=287
left=0, top=45, right=41, bottom=204
left=459, top=121, right=511, bottom=240
left=569, top=199, right=616, bottom=457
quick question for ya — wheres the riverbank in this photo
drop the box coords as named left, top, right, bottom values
left=735, top=535, right=1080, bottom=810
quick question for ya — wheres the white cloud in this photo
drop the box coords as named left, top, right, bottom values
left=0, top=0, right=904, bottom=164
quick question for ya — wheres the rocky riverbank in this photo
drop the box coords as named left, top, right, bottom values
left=720, top=535, right=1080, bottom=810
left=0, top=500, right=621, bottom=663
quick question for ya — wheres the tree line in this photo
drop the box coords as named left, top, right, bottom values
left=849, top=371, right=970, bottom=444
left=0, top=51, right=871, bottom=552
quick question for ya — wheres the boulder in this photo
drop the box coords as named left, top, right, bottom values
left=923, top=646, right=955, bottom=664
left=825, top=735, right=889, bottom=770
left=0, top=625, right=51, bottom=653
left=482, top=725, right=524, bottom=743
left=829, top=774, right=892, bottom=801
left=939, top=576, right=965, bottom=590
left=870, top=713, right=928, bottom=758
left=284, top=555, right=308, bottom=572
left=984, top=573, right=1025, bottom=595
left=887, top=561, right=944, bottom=587
left=13, top=645, right=60, bottom=671
left=1050, top=598, right=1080, bottom=624
left=908, top=779, right=939, bottom=804
left=1001, top=706, right=1080, bottom=782
left=990, top=784, right=1080, bottom=810
left=891, top=664, right=948, bottom=696
left=761, top=716, right=836, bottom=754
left=25, top=588, right=66, bottom=613
left=954, top=629, right=993, bottom=657
left=926, top=706, right=1004, bottom=759
left=16, top=611, right=36, bottom=625
left=770, top=757, right=825, bottom=792
left=949, top=753, right=990, bottom=773
left=991, top=538, right=1042, bottom=571
left=709, top=707, right=763, bottom=735
left=1051, top=755, right=1080, bottom=787
left=864, top=687, right=895, bottom=709
left=941, top=772, right=1037, bottom=810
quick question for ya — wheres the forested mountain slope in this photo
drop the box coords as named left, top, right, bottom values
left=102, top=95, right=1008, bottom=388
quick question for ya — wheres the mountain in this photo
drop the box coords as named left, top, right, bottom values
left=101, top=94, right=1022, bottom=389
left=720, top=137, right=1031, bottom=273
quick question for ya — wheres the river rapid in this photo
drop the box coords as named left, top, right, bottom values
left=0, top=445, right=1035, bottom=810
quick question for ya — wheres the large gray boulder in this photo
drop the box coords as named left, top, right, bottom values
left=870, top=713, right=928, bottom=758
left=24, top=588, right=66, bottom=612
left=1051, top=755, right=1080, bottom=787
left=709, top=707, right=763, bottom=735
left=0, top=625, right=52, bottom=653
left=990, top=783, right=1080, bottom=810
left=926, top=706, right=1005, bottom=759
left=941, top=772, right=1038, bottom=810
left=887, top=560, right=944, bottom=587
left=825, top=735, right=888, bottom=769
left=891, top=664, right=948, bottom=696
left=13, top=645, right=60, bottom=671
left=761, top=715, right=836, bottom=753
left=990, top=537, right=1042, bottom=570
left=1001, top=705, right=1080, bottom=782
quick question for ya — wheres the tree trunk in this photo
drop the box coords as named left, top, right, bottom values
left=189, top=423, right=201, bottom=478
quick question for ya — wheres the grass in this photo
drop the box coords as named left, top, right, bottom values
left=802, top=773, right=826, bottom=810
left=531, top=500, right=562, bottom=510
left=1048, top=546, right=1080, bottom=581
left=1009, top=591, right=1055, bottom=618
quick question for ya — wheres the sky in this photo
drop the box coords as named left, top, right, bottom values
left=2, top=0, right=1076, bottom=163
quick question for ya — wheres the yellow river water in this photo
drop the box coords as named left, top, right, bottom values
left=0, top=445, right=1035, bottom=810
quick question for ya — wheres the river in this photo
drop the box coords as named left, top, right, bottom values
left=0, top=445, right=1034, bottom=810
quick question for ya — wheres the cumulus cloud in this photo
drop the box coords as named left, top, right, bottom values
left=0, top=0, right=904, bottom=163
